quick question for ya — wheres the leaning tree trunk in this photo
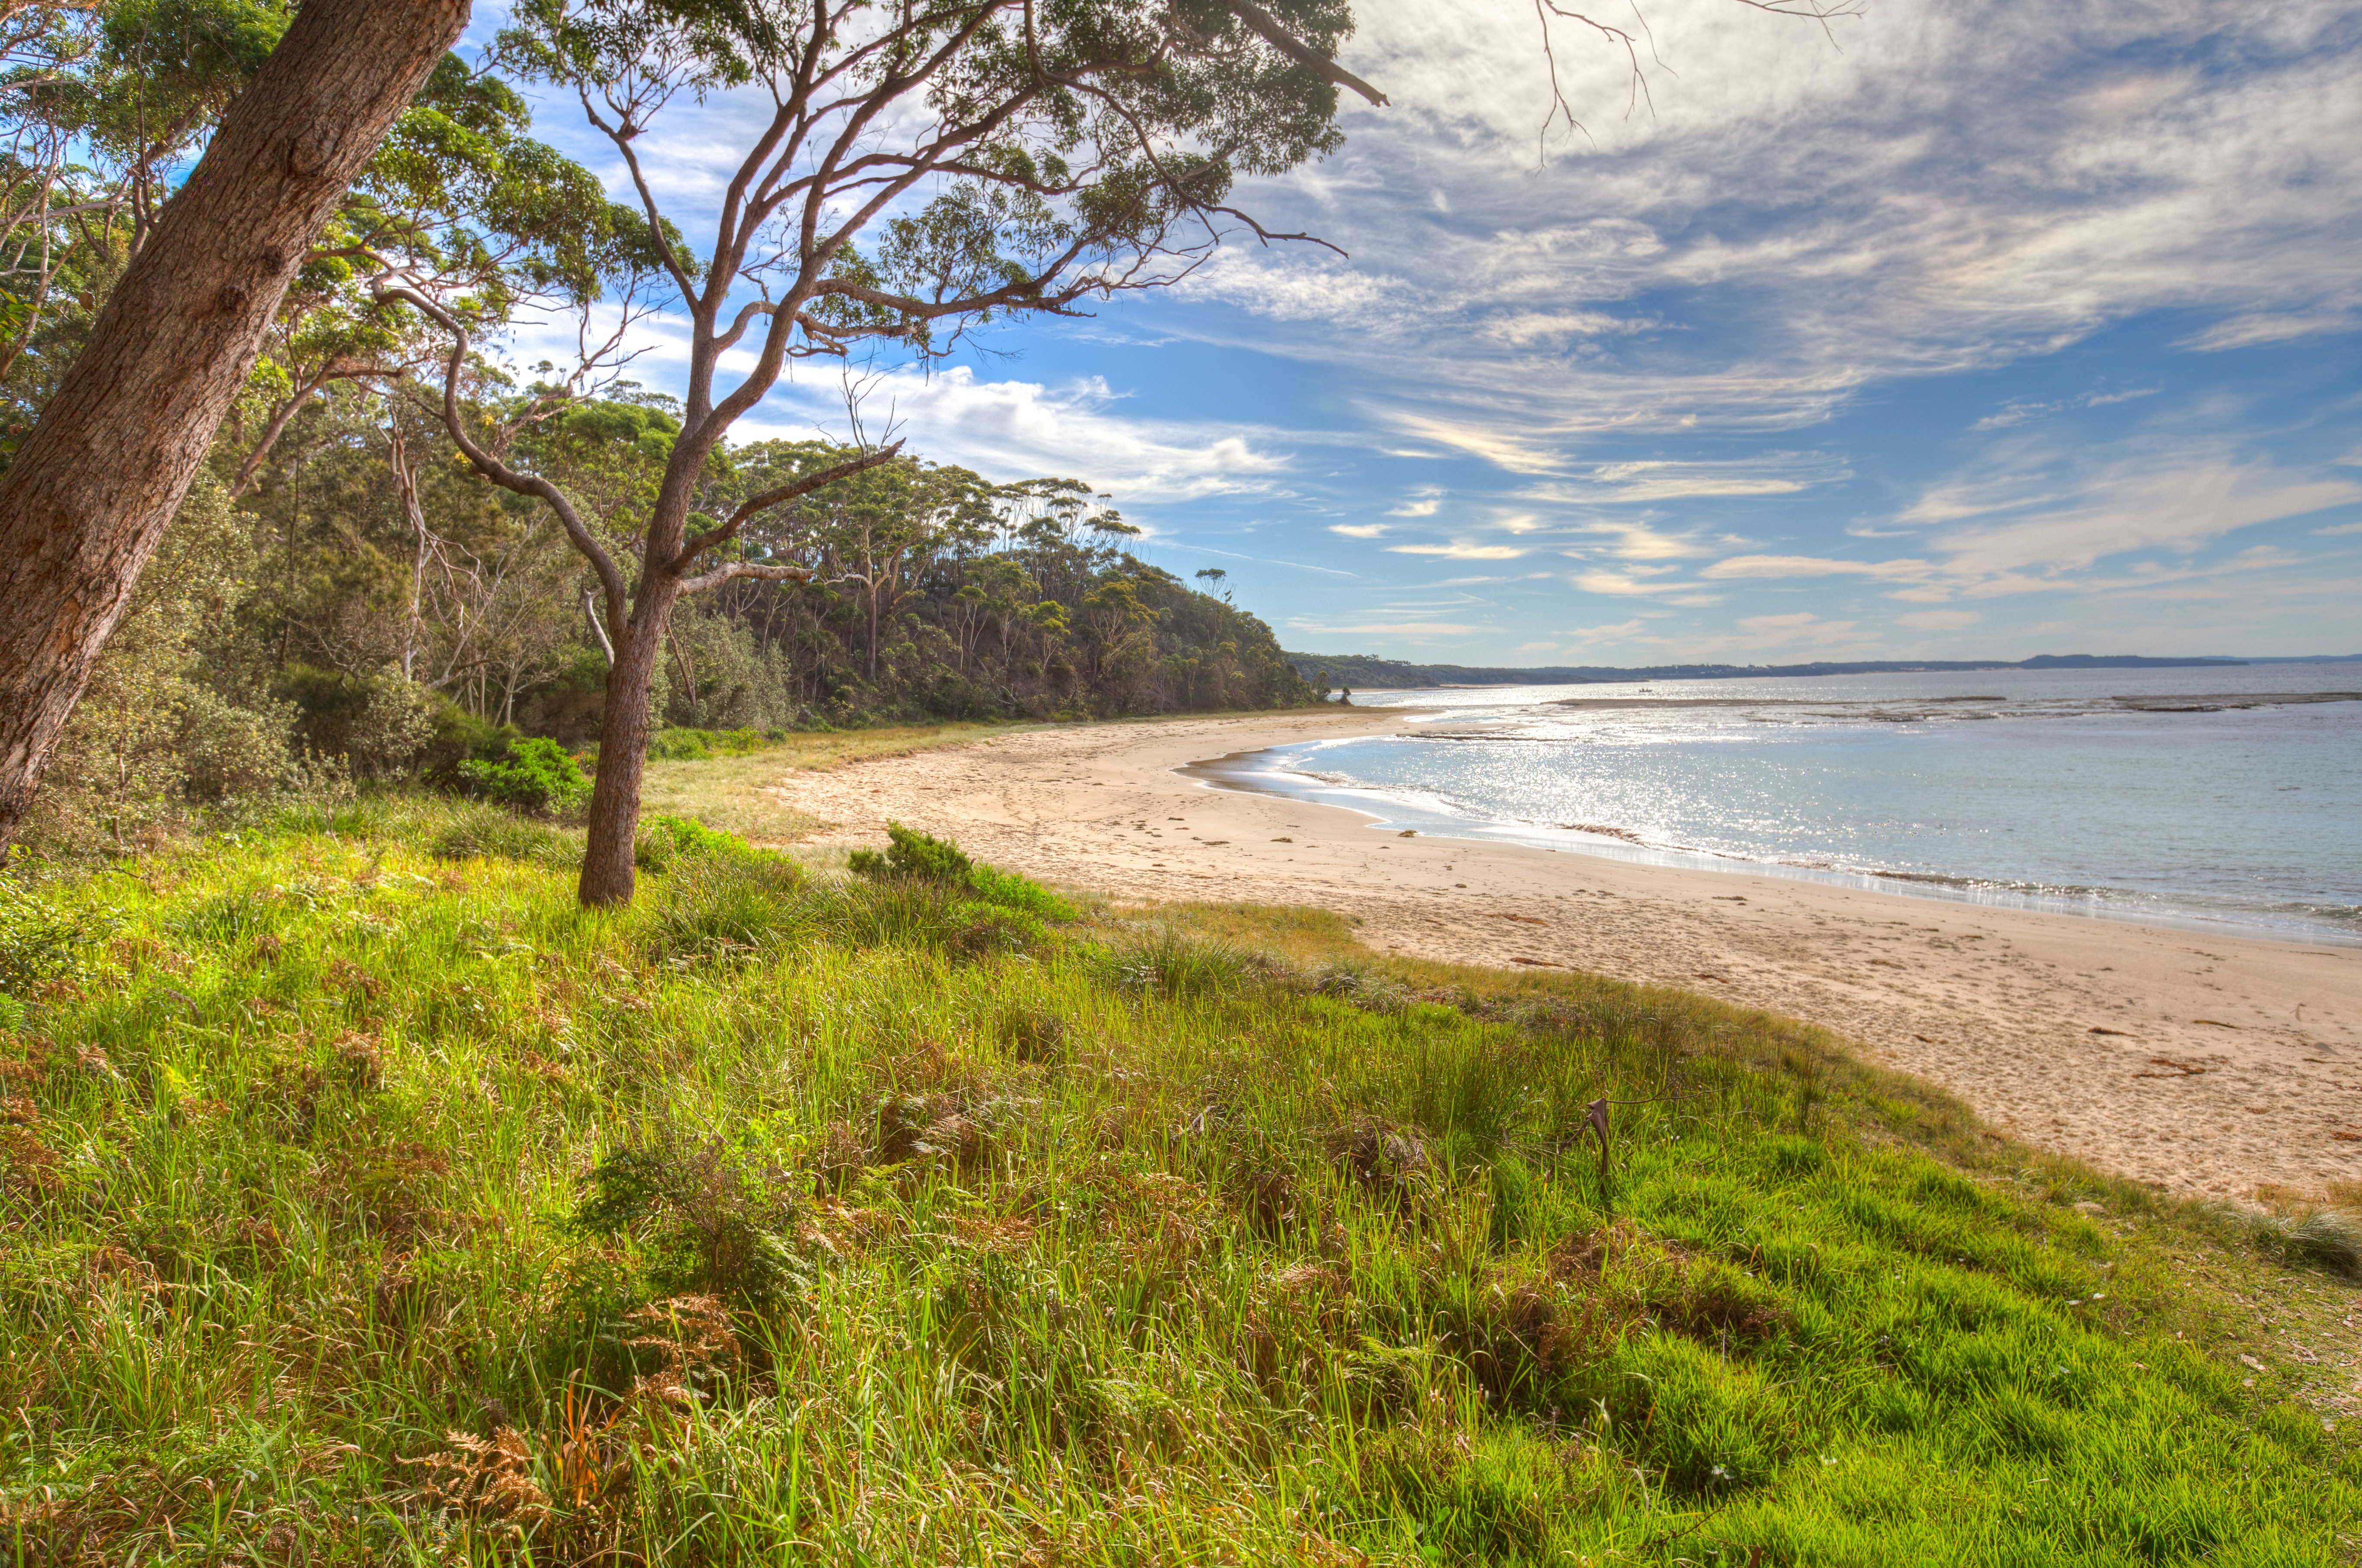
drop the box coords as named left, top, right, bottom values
left=0, top=0, right=469, bottom=858
left=578, top=580, right=680, bottom=907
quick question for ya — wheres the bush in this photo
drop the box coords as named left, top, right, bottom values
left=26, top=474, right=302, bottom=852
left=423, top=702, right=520, bottom=773
left=273, top=665, right=436, bottom=780
left=848, top=821, right=971, bottom=884
left=0, top=878, right=84, bottom=998
left=848, top=823, right=1077, bottom=921
left=455, top=738, right=591, bottom=816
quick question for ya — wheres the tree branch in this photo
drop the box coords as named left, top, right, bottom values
left=671, top=440, right=906, bottom=573
left=1217, top=0, right=1387, bottom=107
left=373, top=286, right=633, bottom=652
left=677, top=559, right=818, bottom=596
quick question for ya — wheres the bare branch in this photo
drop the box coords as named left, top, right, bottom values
left=671, top=439, right=906, bottom=574
left=374, top=286, right=632, bottom=649
left=677, top=559, right=818, bottom=596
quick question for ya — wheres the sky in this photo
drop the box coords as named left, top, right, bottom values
left=487, top=0, right=2362, bottom=666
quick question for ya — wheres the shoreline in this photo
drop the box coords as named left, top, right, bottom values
left=751, top=708, right=2362, bottom=1202
left=1188, top=738, right=2362, bottom=951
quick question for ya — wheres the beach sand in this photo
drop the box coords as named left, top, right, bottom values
left=755, top=708, right=2362, bottom=1202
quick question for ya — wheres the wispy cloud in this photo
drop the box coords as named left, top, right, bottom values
left=1386, top=541, right=1528, bottom=559
left=1286, top=620, right=1477, bottom=639
left=1701, top=554, right=1935, bottom=581
left=1970, top=386, right=2162, bottom=431
left=2179, top=314, right=2359, bottom=352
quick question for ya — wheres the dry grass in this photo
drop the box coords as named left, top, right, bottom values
left=639, top=722, right=1042, bottom=845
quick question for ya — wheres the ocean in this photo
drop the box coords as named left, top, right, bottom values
left=1202, top=664, right=2362, bottom=946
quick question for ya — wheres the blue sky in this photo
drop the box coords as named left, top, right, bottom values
left=490, top=0, right=2362, bottom=664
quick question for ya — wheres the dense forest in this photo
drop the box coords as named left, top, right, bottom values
left=0, top=3, right=1311, bottom=855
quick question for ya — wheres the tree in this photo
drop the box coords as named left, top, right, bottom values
left=0, top=0, right=469, bottom=860
left=387, top=0, right=1378, bottom=907
left=0, top=0, right=1852, bottom=870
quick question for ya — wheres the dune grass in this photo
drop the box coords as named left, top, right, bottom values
left=0, top=798, right=2356, bottom=1564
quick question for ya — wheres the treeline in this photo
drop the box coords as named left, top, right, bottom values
left=0, top=6, right=1310, bottom=856
left=21, top=383, right=1310, bottom=851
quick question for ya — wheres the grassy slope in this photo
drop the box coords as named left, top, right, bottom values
left=0, top=800, right=2356, bottom=1565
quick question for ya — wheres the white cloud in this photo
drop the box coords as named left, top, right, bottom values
left=1928, top=462, right=2361, bottom=578
left=1331, top=523, right=1390, bottom=538
left=2179, top=313, right=2359, bottom=351
left=1571, top=570, right=1709, bottom=596
left=1700, top=554, right=1936, bottom=581
left=1385, top=541, right=1528, bottom=559
left=743, top=366, right=1293, bottom=499
left=1148, top=0, right=2362, bottom=463
left=1895, top=609, right=1982, bottom=631
left=1551, top=519, right=1719, bottom=560
left=2312, top=520, right=2362, bottom=537
left=1734, top=612, right=1867, bottom=649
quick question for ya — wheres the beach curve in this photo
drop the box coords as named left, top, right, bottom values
left=756, top=708, right=2362, bottom=1202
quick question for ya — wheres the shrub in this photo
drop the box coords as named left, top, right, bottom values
left=454, top=738, right=591, bottom=816
left=571, top=1139, right=810, bottom=1309
left=422, top=702, right=519, bottom=773
left=849, top=821, right=970, bottom=884
left=849, top=823, right=1076, bottom=920
left=26, top=474, right=300, bottom=852
left=0, top=878, right=84, bottom=998
left=273, top=665, right=436, bottom=779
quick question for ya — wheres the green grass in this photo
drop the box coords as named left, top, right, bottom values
left=0, top=798, right=2356, bottom=1564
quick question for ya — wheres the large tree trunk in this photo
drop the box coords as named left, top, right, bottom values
left=0, top=0, right=468, bottom=859
left=578, top=583, right=678, bottom=907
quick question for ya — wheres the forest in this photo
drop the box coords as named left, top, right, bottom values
left=0, top=1, right=1312, bottom=857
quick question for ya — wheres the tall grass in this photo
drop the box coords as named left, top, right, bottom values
left=0, top=798, right=2353, bottom=1564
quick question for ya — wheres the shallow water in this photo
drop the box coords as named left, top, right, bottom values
left=1209, top=664, right=2362, bottom=946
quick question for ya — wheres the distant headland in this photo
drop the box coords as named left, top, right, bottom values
left=1281, top=651, right=2362, bottom=689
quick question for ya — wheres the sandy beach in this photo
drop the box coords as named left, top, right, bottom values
left=756, top=708, right=2362, bottom=1202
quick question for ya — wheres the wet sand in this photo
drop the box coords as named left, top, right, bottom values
left=752, top=709, right=2362, bottom=1202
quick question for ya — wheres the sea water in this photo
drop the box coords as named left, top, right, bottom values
left=1201, top=664, right=2362, bottom=946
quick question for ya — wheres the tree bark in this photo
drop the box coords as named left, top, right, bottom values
left=0, top=0, right=468, bottom=858
left=578, top=578, right=677, bottom=907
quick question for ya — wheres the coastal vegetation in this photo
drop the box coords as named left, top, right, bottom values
left=1, top=794, right=2354, bottom=1562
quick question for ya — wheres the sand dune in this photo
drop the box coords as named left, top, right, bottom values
left=755, top=709, right=2362, bottom=1202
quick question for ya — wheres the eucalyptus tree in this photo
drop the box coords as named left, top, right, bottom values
left=0, top=0, right=467, bottom=861
left=389, top=0, right=1382, bottom=907
left=227, top=55, right=655, bottom=497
